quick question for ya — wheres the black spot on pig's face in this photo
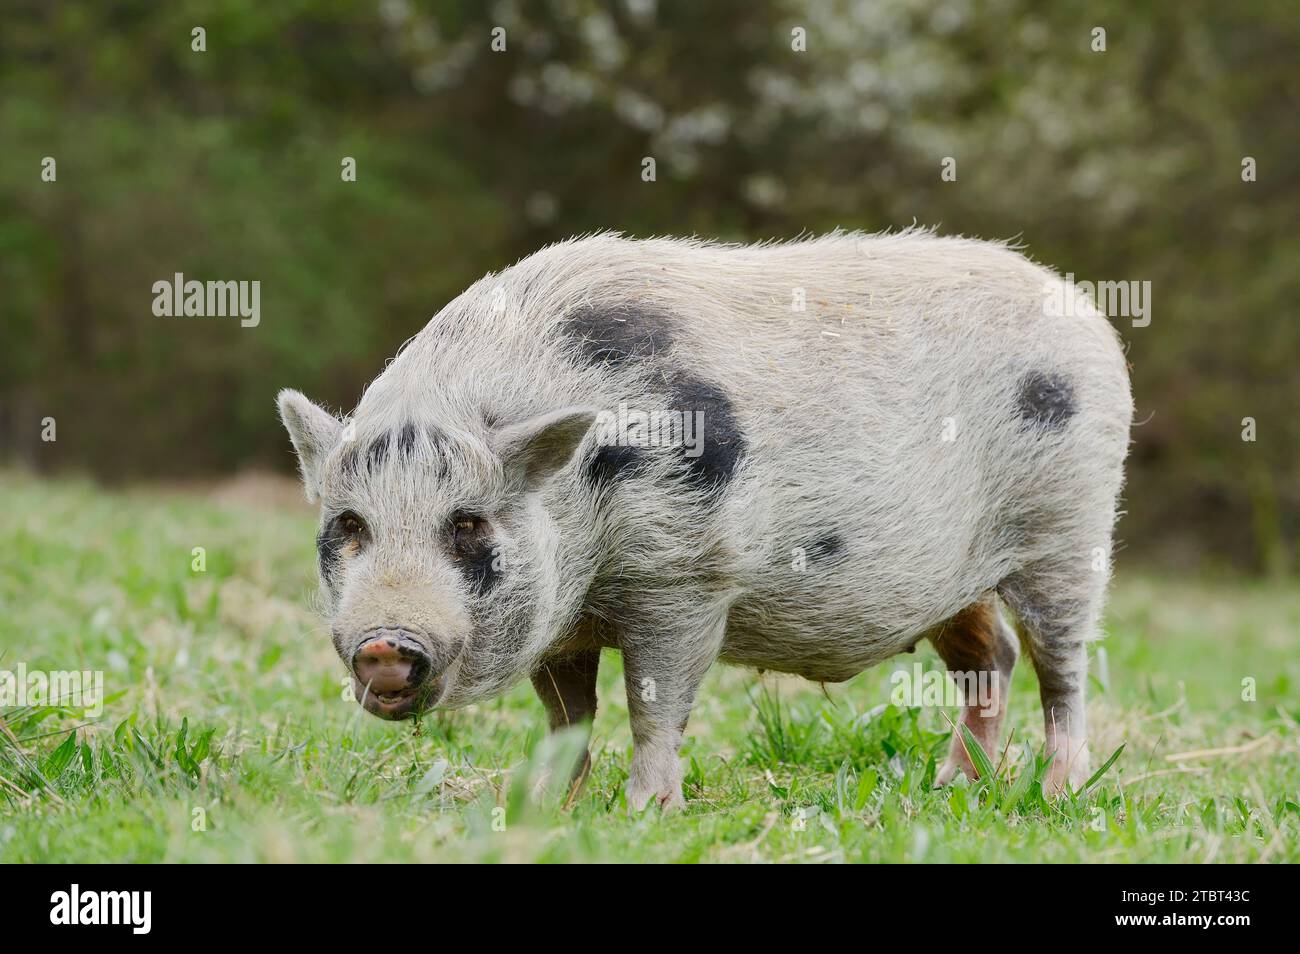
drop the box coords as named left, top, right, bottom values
left=366, top=433, right=389, bottom=470
left=561, top=303, right=674, bottom=369
left=1017, top=371, right=1076, bottom=429
left=447, top=512, right=501, bottom=595
left=665, top=371, right=746, bottom=491
left=340, top=445, right=360, bottom=476
left=396, top=422, right=418, bottom=456
left=355, top=422, right=450, bottom=477
left=317, top=509, right=367, bottom=593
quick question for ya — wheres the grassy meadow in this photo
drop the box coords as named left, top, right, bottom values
left=1, top=472, right=1296, bottom=863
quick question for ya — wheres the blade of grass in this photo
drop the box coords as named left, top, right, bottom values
left=959, top=723, right=996, bottom=781
left=1081, top=742, right=1126, bottom=793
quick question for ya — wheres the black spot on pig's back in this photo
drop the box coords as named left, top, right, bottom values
left=558, top=300, right=745, bottom=493
left=667, top=371, right=746, bottom=491
left=1016, top=371, right=1077, bottom=429
left=579, top=370, right=746, bottom=493
left=561, top=304, right=674, bottom=370
left=585, top=443, right=649, bottom=486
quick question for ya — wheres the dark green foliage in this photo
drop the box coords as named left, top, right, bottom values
left=0, top=0, right=1296, bottom=570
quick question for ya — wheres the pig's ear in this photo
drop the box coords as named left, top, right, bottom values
left=278, top=388, right=343, bottom=502
left=493, top=407, right=599, bottom=492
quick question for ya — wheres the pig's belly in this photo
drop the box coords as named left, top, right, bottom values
left=718, top=604, right=920, bottom=683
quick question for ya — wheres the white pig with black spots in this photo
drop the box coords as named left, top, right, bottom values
left=278, top=229, right=1132, bottom=810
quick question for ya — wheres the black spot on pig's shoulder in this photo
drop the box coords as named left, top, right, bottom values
left=806, top=534, right=846, bottom=563
left=561, top=304, right=674, bottom=370
left=666, top=371, right=746, bottom=491
left=1016, top=371, right=1076, bottom=429
left=585, top=443, right=649, bottom=486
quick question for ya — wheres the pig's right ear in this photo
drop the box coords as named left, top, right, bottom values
left=277, top=389, right=343, bottom=502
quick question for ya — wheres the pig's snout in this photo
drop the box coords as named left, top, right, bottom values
left=354, top=631, right=430, bottom=691
left=351, top=629, right=435, bottom=719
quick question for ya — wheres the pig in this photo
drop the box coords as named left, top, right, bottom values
left=278, top=229, right=1132, bottom=810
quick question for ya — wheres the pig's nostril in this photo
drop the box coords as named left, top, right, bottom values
left=351, top=630, right=433, bottom=695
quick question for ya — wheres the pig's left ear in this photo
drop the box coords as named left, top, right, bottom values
left=278, top=388, right=343, bottom=502
left=493, top=407, right=599, bottom=492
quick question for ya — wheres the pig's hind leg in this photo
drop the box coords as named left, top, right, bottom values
left=930, top=597, right=1018, bottom=786
left=531, top=649, right=601, bottom=788
left=999, top=562, right=1103, bottom=795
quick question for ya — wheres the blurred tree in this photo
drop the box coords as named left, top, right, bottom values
left=0, top=0, right=1295, bottom=572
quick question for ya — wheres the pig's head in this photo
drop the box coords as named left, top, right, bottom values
left=277, top=388, right=597, bottom=719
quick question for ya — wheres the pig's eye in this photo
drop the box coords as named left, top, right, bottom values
left=449, top=512, right=488, bottom=555
left=336, top=510, right=367, bottom=538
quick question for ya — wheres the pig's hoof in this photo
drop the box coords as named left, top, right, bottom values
left=626, top=767, right=686, bottom=813
left=1042, top=740, right=1091, bottom=797
left=626, top=750, right=685, bottom=813
left=934, top=757, right=975, bottom=788
left=626, top=782, right=686, bottom=813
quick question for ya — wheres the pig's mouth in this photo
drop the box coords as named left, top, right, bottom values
left=344, top=627, right=465, bottom=721
left=352, top=674, right=441, bottom=720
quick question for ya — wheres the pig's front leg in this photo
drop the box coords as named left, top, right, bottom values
left=621, top=654, right=691, bottom=812
left=618, top=606, right=726, bottom=812
left=530, top=649, right=601, bottom=786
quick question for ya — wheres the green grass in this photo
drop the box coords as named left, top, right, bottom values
left=1, top=471, right=1297, bottom=862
